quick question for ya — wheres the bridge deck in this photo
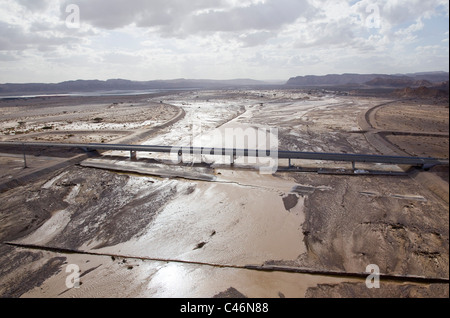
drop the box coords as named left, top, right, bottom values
left=0, top=141, right=447, bottom=168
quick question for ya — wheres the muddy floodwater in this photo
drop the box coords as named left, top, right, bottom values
left=0, top=90, right=448, bottom=298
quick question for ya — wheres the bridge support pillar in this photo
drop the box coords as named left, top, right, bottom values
left=22, top=143, right=27, bottom=169
left=130, top=151, right=137, bottom=161
left=421, top=163, right=435, bottom=171
left=230, top=155, right=235, bottom=165
left=352, top=161, right=356, bottom=171
left=23, top=152, right=27, bottom=169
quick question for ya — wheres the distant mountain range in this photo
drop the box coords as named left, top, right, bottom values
left=285, top=71, right=449, bottom=87
left=0, top=78, right=267, bottom=96
left=0, top=72, right=448, bottom=96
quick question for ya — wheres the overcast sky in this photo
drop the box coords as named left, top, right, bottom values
left=0, top=0, right=448, bottom=83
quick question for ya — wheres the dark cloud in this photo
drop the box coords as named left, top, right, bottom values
left=0, top=22, right=23, bottom=51
left=60, top=0, right=314, bottom=37
left=0, top=21, right=80, bottom=52
left=239, top=31, right=275, bottom=47
left=183, top=0, right=314, bottom=33
left=16, top=0, right=51, bottom=11
left=0, top=51, right=20, bottom=61
left=60, top=0, right=227, bottom=30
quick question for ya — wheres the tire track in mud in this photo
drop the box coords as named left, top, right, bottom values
left=5, top=242, right=449, bottom=285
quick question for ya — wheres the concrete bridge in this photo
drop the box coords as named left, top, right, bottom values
left=0, top=141, right=447, bottom=172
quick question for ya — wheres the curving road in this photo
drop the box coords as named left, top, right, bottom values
left=359, top=99, right=449, bottom=157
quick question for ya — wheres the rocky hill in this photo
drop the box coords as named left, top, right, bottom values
left=285, top=73, right=382, bottom=86
left=365, top=77, right=433, bottom=87
left=393, top=81, right=449, bottom=100
left=286, top=72, right=449, bottom=87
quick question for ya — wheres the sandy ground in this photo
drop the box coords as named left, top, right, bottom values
left=0, top=94, right=179, bottom=144
left=374, top=102, right=449, bottom=159
left=0, top=90, right=448, bottom=298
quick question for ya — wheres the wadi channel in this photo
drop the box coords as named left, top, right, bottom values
left=0, top=89, right=448, bottom=298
